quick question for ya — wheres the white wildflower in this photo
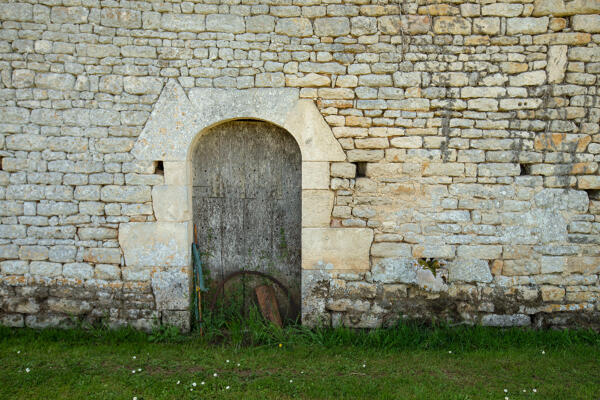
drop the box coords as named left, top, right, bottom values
left=237, top=363, right=240, bottom=367
left=137, top=368, right=141, bottom=372
left=504, top=389, right=508, bottom=393
left=523, top=389, right=527, bottom=392
left=213, top=373, right=218, bottom=377
left=289, top=380, right=293, bottom=383
left=448, top=351, right=452, bottom=354
left=362, top=364, right=366, bottom=368
left=226, top=386, right=230, bottom=390
left=17, top=351, right=20, bottom=354
left=533, top=388, right=537, bottom=393
left=201, top=382, right=205, bottom=385
left=226, top=359, right=230, bottom=363
left=25, top=368, right=30, bottom=373
left=192, top=382, right=197, bottom=387
left=176, top=380, right=180, bottom=385
left=131, top=370, right=135, bottom=374
left=542, top=350, right=545, bottom=354
left=133, top=397, right=137, bottom=400
left=132, top=356, right=136, bottom=359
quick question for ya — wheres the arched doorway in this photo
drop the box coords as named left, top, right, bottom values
left=192, top=120, right=302, bottom=318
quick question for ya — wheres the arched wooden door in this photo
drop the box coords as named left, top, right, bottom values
left=192, top=120, right=302, bottom=313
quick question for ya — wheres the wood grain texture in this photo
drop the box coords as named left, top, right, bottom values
left=192, top=120, right=302, bottom=297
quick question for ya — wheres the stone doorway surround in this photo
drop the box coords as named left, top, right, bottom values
left=124, top=80, right=374, bottom=329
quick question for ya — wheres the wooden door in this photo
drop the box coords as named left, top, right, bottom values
left=192, top=120, right=302, bottom=305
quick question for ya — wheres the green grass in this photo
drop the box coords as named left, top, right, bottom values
left=0, top=323, right=598, bottom=400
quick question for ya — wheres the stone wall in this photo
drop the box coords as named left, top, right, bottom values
left=1, top=0, right=599, bottom=331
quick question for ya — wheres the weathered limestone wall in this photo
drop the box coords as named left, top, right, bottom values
left=0, top=0, right=599, bottom=331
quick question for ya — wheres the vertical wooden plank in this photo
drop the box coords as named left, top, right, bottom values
left=192, top=120, right=302, bottom=306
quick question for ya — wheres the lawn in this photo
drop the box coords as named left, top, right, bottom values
left=0, top=324, right=598, bottom=400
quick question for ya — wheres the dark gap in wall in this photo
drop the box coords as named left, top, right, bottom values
left=584, top=189, right=600, bottom=200
left=155, top=161, right=164, bottom=175
left=236, top=118, right=258, bottom=122
left=355, top=162, right=367, bottom=178
left=0, top=157, right=3, bottom=171
left=519, top=163, right=532, bottom=176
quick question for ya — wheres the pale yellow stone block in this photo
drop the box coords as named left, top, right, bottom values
left=164, top=161, right=191, bottom=185
left=152, top=185, right=191, bottom=222
left=302, top=162, right=330, bottom=190
left=302, top=190, right=333, bottom=227
left=302, top=227, right=373, bottom=270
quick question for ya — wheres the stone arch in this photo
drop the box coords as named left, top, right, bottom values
left=124, top=80, right=373, bottom=329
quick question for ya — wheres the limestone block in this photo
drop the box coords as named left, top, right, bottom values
left=101, top=185, right=151, bottom=203
left=83, top=248, right=121, bottom=264
left=433, top=16, right=472, bottom=35
left=49, top=246, right=76, bottom=263
left=286, top=73, right=330, bottom=87
left=78, top=228, right=117, bottom=241
left=447, top=258, right=493, bottom=283
left=314, top=17, right=350, bottom=36
left=275, top=18, right=313, bottom=37
left=48, top=298, right=91, bottom=315
left=566, top=257, right=600, bottom=274
left=4, top=298, right=40, bottom=314
left=371, top=243, right=412, bottom=258
left=577, top=176, right=600, bottom=190
left=19, top=246, right=48, bottom=261
left=164, top=162, right=191, bottom=186
left=95, top=264, right=121, bottom=280
left=302, top=190, right=334, bottom=228
left=351, top=16, right=377, bottom=36
left=473, top=17, right=500, bottom=35
left=101, top=8, right=141, bottom=28
left=206, top=14, right=244, bottom=33
left=0, top=3, right=33, bottom=21
left=507, top=17, right=548, bottom=34
left=572, top=15, right=600, bottom=33
left=301, top=269, right=331, bottom=327
left=63, top=263, right=94, bottom=280
left=51, top=6, right=88, bottom=24
left=371, top=258, right=417, bottom=284
left=509, top=71, right=546, bottom=86
left=481, top=314, right=530, bottom=327
left=152, top=185, right=191, bottom=222
left=7, top=134, right=47, bottom=151
left=302, top=228, right=373, bottom=270
left=533, top=0, right=600, bottom=16
left=302, top=162, right=330, bottom=190
left=569, top=47, right=600, bottom=62
left=30, top=261, right=62, bottom=277
left=547, top=45, right=568, bottom=84
left=392, top=72, right=421, bottom=87
left=35, top=73, right=75, bottom=90
left=246, top=15, right=275, bottom=33
left=152, top=269, right=190, bottom=310
left=0, top=245, right=19, bottom=260
left=11, top=70, right=34, bottom=88
left=0, top=314, right=24, bottom=328
left=123, top=76, right=162, bottom=95
left=255, top=72, right=285, bottom=87
left=330, top=162, right=356, bottom=178
left=99, top=75, right=123, bottom=95
left=119, top=222, right=190, bottom=267
left=541, top=286, right=565, bottom=302
left=1, top=261, right=29, bottom=275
